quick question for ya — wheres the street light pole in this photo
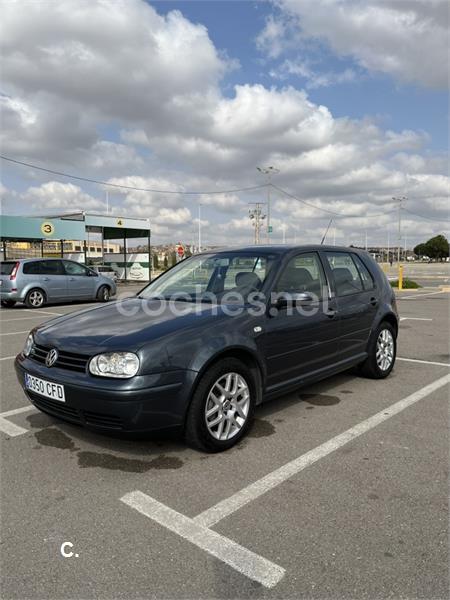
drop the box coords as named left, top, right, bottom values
left=257, top=166, right=279, bottom=244
left=393, top=196, right=407, bottom=263
left=198, top=203, right=202, bottom=253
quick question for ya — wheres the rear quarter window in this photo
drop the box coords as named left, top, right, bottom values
left=352, top=255, right=375, bottom=291
left=0, top=262, right=16, bottom=275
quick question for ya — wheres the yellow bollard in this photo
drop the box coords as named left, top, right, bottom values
left=398, top=264, right=403, bottom=291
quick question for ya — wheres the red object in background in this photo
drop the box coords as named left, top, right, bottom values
left=177, top=244, right=184, bottom=257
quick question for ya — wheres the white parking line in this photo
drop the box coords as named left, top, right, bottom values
left=193, top=373, right=450, bottom=528
left=121, top=374, right=450, bottom=588
left=399, top=317, right=433, bottom=322
left=121, top=491, right=285, bottom=588
left=0, top=356, right=15, bottom=361
left=0, top=405, right=36, bottom=437
left=22, top=309, right=64, bottom=316
left=398, top=291, right=445, bottom=300
left=0, top=330, right=29, bottom=336
left=397, top=357, right=450, bottom=367
left=0, top=316, right=53, bottom=322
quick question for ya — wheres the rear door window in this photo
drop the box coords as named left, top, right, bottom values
left=0, top=262, right=17, bottom=275
left=40, top=260, right=65, bottom=275
left=22, top=261, right=41, bottom=275
left=325, top=252, right=363, bottom=296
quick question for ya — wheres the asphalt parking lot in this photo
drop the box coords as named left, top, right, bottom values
left=1, top=286, right=449, bottom=599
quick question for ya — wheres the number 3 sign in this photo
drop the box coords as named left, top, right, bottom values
left=40, top=221, right=55, bottom=236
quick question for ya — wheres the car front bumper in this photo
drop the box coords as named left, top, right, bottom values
left=15, top=354, right=196, bottom=433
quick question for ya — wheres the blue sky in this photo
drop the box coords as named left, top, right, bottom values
left=154, top=0, right=448, bottom=150
left=1, top=0, right=448, bottom=246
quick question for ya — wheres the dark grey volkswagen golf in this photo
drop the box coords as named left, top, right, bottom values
left=15, top=245, right=398, bottom=452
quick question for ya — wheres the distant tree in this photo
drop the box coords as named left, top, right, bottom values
left=413, top=243, right=428, bottom=257
left=425, top=234, right=449, bottom=260
left=163, top=256, right=168, bottom=269
left=414, top=235, right=449, bottom=260
left=153, top=254, right=159, bottom=270
left=169, top=251, right=177, bottom=266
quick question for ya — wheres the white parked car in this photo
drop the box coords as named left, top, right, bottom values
left=92, top=265, right=118, bottom=282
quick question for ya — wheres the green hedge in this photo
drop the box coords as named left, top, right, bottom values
left=390, top=278, right=421, bottom=289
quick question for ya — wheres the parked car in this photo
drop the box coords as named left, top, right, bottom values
left=92, top=265, right=118, bottom=282
left=15, top=245, right=398, bottom=452
left=1, top=258, right=116, bottom=308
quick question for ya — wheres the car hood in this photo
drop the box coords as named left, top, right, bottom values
left=34, top=298, right=232, bottom=353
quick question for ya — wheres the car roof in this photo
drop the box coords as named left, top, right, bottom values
left=199, top=244, right=369, bottom=256
left=15, top=258, right=78, bottom=263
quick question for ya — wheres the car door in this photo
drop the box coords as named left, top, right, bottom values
left=62, top=260, right=97, bottom=300
left=38, top=260, right=68, bottom=301
left=323, top=251, right=378, bottom=360
left=263, top=251, right=339, bottom=391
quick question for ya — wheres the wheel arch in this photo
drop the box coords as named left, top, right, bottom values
left=186, top=345, right=265, bottom=422
left=378, top=311, right=399, bottom=337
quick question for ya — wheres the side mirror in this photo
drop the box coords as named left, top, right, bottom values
left=274, top=292, right=315, bottom=308
left=88, top=270, right=98, bottom=277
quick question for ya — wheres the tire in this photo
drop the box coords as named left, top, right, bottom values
left=24, top=288, right=46, bottom=309
left=1, top=300, right=16, bottom=308
left=97, top=285, right=111, bottom=302
left=359, top=321, right=397, bottom=379
left=184, top=358, right=256, bottom=452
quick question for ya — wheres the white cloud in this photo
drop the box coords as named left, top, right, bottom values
left=0, top=0, right=447, bottom=247
left=266, top=0, right=449, bottom=89
left=270, top=59, right=357, bottom=89
left=22, top=181, right=105, bottom=211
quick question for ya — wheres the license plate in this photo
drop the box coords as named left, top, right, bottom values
left=25, top=373, right=65, bottom=402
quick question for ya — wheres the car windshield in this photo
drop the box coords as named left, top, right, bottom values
left=139, top=252, right=276, bottom=303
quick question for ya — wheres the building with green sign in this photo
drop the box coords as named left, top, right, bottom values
left=0, top=212, right=151, bottom=281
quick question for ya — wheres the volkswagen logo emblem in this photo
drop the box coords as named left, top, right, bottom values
left=45, top=349, right=58, bottom=368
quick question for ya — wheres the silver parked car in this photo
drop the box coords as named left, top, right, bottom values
left=0, top=258, right=117, bottom=308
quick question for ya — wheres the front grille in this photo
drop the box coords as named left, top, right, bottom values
left=83, top=410, right=123, bottom=429
left=30, top=343, right=89, bottom=372
left=29, top=392, right=82, bottom=423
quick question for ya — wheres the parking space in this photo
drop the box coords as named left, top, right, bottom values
left=1, top=290, right=449, bottom=598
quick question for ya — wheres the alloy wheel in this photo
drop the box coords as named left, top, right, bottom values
left=204, top=372, right=250, bottom=441
left=29, top=291, right=44, bottom=307
left=376, top=328, right=394, bottom=371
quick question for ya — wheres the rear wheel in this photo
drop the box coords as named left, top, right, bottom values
left=1, top=300, right=16, bottom=308
left=360, top=321, right=396, bottom=379
left=24, top=288, right=45, bottom=309
left=184, top=358, right=255, bottom=452
left=97, top=285, right=110, bottom=302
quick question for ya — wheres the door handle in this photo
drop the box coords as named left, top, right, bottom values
left=326, top=308, right=337, bottom=318
left=69, top=277, right=75, bottom=281
left=42, top=277, right=49, bottom=281
left=370, top=297, right=378, bottom=306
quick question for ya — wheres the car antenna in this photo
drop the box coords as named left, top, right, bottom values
left=321, top=219, right=333, bottom=245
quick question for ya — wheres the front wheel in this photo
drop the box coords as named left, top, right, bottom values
left=360, top=321, right=397, bottom=379
left=184, top=358, right=255, bottom=452
left=97, top=285, right=110, bottom=302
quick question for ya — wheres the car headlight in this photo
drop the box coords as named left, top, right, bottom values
left=89, top=352, right=139, bottom=378
left=23, top=333, right=34, bottom=357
